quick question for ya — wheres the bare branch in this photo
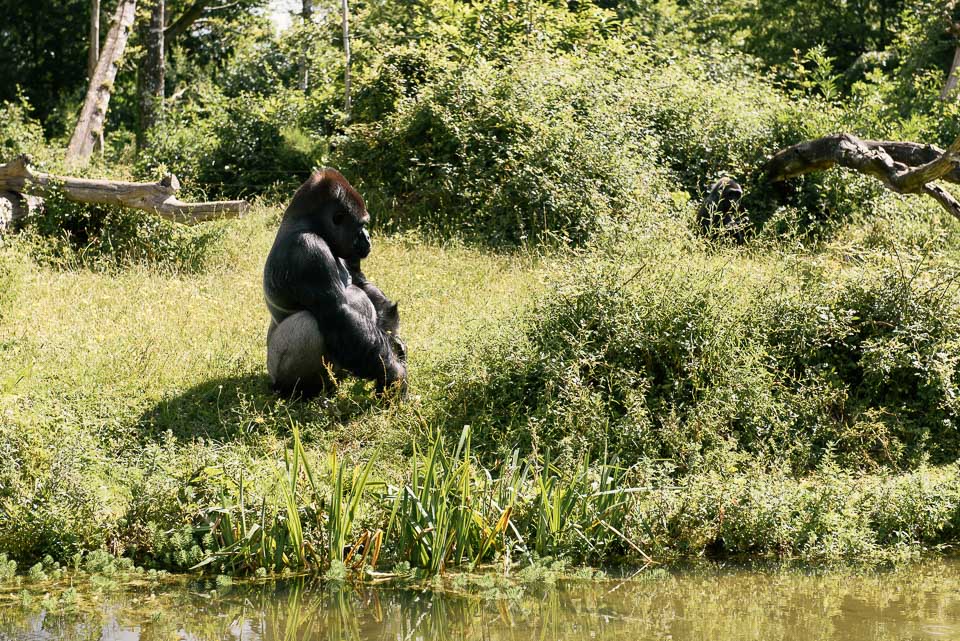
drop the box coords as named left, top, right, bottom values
left=165, top=0, right=210, bottom=40
left=764, top=133, right=960, bottom=219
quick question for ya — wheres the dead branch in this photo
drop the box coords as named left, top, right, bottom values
left=765, top=133, right=960, bottom=220
left=0, top=156, right=248, bottom=225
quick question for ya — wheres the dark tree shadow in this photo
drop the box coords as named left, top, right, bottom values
left=136, top=372, right=386, bottom=443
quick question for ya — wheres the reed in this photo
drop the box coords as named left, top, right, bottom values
left=197, top=426, right=645, bottom=576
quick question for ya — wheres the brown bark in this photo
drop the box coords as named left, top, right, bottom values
left=137, top=0, right=166, bottom=150
left=765, top=133, right=960, bottom=220
left=164, top=0, right=209, bottom=41
left=66, top=0, right=138, bottom=167
left=0, top=156, right=248, bottom=224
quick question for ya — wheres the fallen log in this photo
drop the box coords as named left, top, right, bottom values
left=0, top=191, right=43, bottom=231
left=0, top=156, right=248, bottom=225
left=700, top=133, right=960, bottom=238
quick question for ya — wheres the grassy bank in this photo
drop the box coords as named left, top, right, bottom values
left=2, top=196, right=960, bottom=575
left=3, top=0, right=960, bottom=577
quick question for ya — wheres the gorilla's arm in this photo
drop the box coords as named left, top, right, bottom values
left=285, top=234, right=404, bottom=386
left=345, top=257, right=392, bottom=317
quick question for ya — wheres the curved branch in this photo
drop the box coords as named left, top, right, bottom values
left=765, top=133, right=960, bottom=221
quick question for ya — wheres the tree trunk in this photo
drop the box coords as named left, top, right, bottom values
left=88, top=0, right=100, bottom=78
left=941, top=45, right=960, bottom=101
left=66, top=0, right=138, bottom=167
left=342, top=0, right=351, bottom=115
left=0, top=156, right=248, bottom=224
left=137, top=0, right=165, bottom=151
left=299, top=0, right=313, bottom=91
left=90, top=0, right=105, bottom=156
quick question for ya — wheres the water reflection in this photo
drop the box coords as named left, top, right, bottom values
left=2, top=561, right=960, bottom=641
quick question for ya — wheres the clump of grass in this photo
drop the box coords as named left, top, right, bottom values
left=27, top=562, right=46, bottom=582
left=189, top=425, right=645, bottom=576
left=197, top=425, right=380, bottom=575
left=0, top=554, right=17, bottom=582
left=385, top=427, right=517, bottom=574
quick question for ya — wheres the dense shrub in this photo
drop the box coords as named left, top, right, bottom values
left=438, top=252, right=960, bottom=472
left=0, top=97, right=51, bottom=162
left=629, top=462, right=960, bottom=561
left=20, top=187, right=222, bottom=272
left=336, top=52, right=675, bottom=245
left=137, top=86, right=321, bottom=200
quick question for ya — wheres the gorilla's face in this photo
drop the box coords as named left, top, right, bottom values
left=720, top=183, right=743, bottom=212
left=323, top=201, right=371, bottom=260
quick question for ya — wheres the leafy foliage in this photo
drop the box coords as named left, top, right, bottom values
left=440, top=252, right=960, bottom=472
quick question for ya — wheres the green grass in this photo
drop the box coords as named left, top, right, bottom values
left=4, top=196, right=960, bottom=573
left=0, top=204, right=551, bottom=565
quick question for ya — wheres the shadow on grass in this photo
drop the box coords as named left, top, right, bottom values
left=137, top=373, right=387, bottom=443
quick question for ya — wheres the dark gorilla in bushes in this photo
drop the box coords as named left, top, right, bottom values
left=264, top=168, right=406, bottom=395
left=698, top=176, right=749, bottom=241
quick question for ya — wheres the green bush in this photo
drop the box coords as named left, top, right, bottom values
left=0, top=97, right=51, bottom=162
left=438, top=252, right=960, bottom=472
left=19, top=186, right=222, bottom=272
left=337, top=52, right=672, bottom=245
left=137, top=86, right=321, bottom=200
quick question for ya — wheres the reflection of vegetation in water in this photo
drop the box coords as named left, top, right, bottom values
left=3, top=562, right=960, bottom=640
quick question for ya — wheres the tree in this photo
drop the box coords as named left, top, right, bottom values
left=66, top=0, right=138, bottom=166
left=342, top=0, right=351, bottom=114
left=137, top=0, right=165, bottom=150
left=89, top=0, right=101, bottom=78
left=300, top=0, right=314, bottom=91
left=940, top=3, right=960, bottom=100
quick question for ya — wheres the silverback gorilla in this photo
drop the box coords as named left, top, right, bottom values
left=264, top=168, right=407, bottom=395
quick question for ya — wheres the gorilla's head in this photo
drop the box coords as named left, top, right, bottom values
left=286, top=168, right=372, bottom=260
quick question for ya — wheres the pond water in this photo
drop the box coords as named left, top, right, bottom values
left=2, top=561, right=960, bottom=641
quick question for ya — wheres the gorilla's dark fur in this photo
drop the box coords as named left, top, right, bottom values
left=264, top=168, right=406, bottom=395
left=698, top=176, right=749, bottom=242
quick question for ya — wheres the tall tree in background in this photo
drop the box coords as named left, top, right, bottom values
left=342, top=0, right=351, bottom=115
left=940, top=2, right=960, bottom=100
left=137, top=0, right=165, bottom=150
left=89, top=0, right=101, bottom=78
left=66, top=0, right=138, bottom=166
left=90, top=0, right=106, bottom=154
